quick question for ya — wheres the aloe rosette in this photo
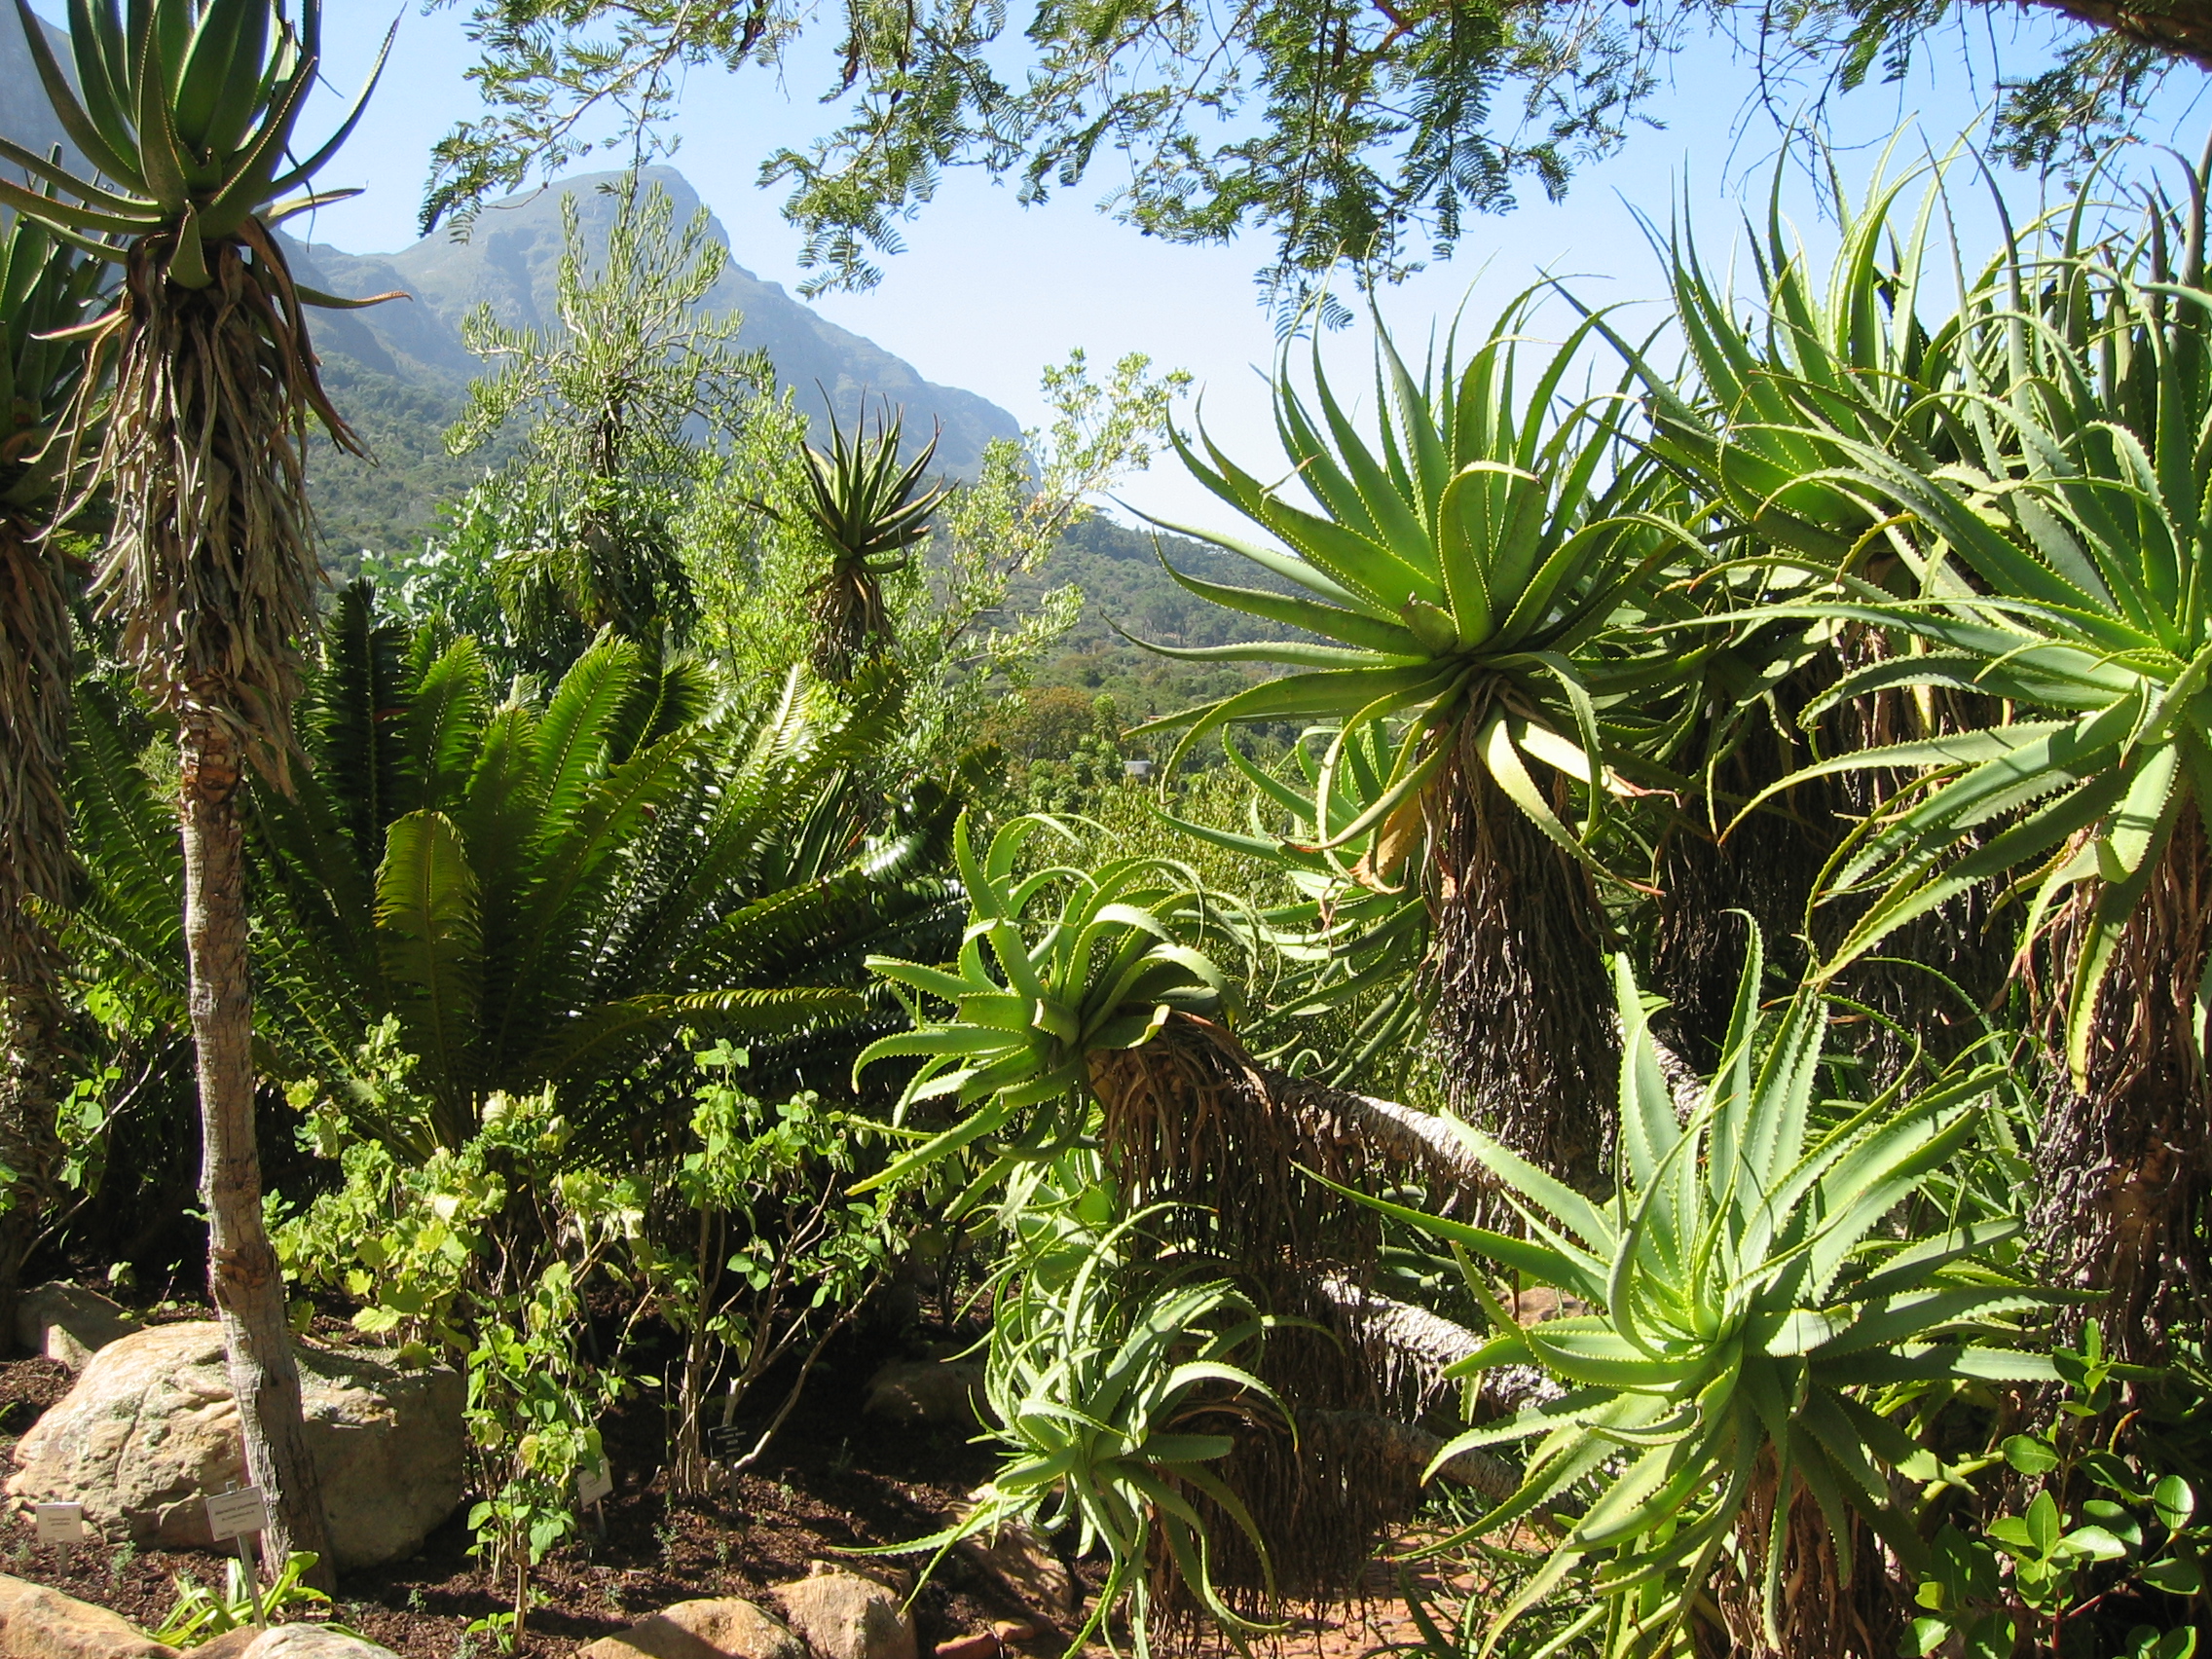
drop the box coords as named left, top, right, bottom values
left=1332, top=931, right=2060, bottom=1655
left=1130, top=298, right=1694, bottom=864
left=852, top=814, right=1234, bottom=1197
left=2, top=0, right=389, bottom=292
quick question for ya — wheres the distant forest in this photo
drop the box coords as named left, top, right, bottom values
left=308, top=350, right=1298, bottom=738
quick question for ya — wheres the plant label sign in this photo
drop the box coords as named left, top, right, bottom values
left=33, top=1502, right=85, bottom=1546
left=575, top=1460, right=614, bottom=1507
left=706, top=1422, right=750, bottom=1461
left=204, top=1486, right=270, bottom=1542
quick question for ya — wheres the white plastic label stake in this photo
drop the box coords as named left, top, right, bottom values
left=575, top=1459, right=614, bottom=1506
left=33, top=1503, right=84, bottom=1546
left=204, top=1485, right=270, bottom=1542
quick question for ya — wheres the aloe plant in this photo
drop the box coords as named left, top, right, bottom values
left=852, top=814, right=1233, bottom=1201
left=0, top=188, right=108, bottom=1308
left=903, top=1192, right=1281, bottom=1658
left=1330, top=930, right=2058, bottom=1657
left=1137, top=299, right=1684, bottom=853
left=752, top=401, right=949, bottom=682
left=5, top=0, right=394, bottom=1577
left=1133, top=301, right=1695, bottom=1187
left=1166, top=726, right=1434, bottom=1089
left=1704, top=166, right=2212, bottom=1344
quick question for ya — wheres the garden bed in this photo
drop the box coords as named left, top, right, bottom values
left=0, top=1341, right=1042, bottom=1658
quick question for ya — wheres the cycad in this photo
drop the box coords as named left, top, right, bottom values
left=1134, top=302, right=1690, bottom=1189
left=0, top=192, right=108, bottom=1307
left=75, top=585, right=965, bottom=1158
left=4, top=0, right=392, bottom=1574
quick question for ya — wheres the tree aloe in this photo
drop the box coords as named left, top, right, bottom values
left=4, top=0, right=390, bottom=1574
left=1135, top=300, right=1690, bottom=1188
left=752, top=401, right=948, bottom=682
left=1729, top=184, right=2212, bottom=1346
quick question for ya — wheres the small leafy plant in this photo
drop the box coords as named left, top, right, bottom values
left=154, top=1551, right=347, bottom=1645
left=660, top=1043, right=897, bottom=1494
left=1908, top=1322, right=2208, bottom=1658
left=889, top=1175, right=1284, bottom=1658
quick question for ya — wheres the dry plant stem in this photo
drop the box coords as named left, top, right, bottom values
left=1432, top=742, right=1616, bottom=1196
left=1307, top=1411, right=1519, bottom=1503
left=2031, top=807, right=2212, bottom=1362
left=1705, top=1466, right=1899, bottom=1659
left=182, top=715, right=334, bottom=1584
left=1316, top=1276, right=1481, bottom=1382
left=1252, top=1066, right=1493, bottom=1190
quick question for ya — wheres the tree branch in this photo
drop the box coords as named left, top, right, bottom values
left=1309, top=1410, right=1521, bottom=1502
left=2019, top=0, right=2212, bottom=70
left=1248, top=1060, right=1493, bottom=1191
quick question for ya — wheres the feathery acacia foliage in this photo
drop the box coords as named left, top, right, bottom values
left=417, top=0, right=2208, bottom=305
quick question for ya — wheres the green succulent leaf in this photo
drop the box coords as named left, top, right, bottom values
left=1329, top=928, right=2057, bottom=1655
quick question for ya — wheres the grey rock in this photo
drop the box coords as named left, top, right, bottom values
left=956, top=1523, right=1075, bottom=1616
left=0, top=1573, right=169, bottom=1659
left=15, top=1283, right=139, bottom=1371
left=772, top=1568, right=917, bottom=1659
left=7, top=1322, right=463, bottom=1571
left=862, top=1361, right=985, bottom=1428
left=240, top=1631, right=403, bottom=1659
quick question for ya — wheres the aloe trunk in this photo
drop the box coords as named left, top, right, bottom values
left=1433, top=753, right=1615, bottom=1193
left=2030, top=810, right=2212, bottom=1358
left=180, top=713, right=333, bottom=1579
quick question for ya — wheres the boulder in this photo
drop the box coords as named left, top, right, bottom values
left=862, top=1361, right=985, bottom=1429
left=772, top=1568, right=917, bottom=1659
left=956, top=1524, right=1073, bottom=1616
left=654, top=1600, right=808, bottom=1659
left=14, top=1284, right=138, bottom=1372
left=239, top=1632, right=403, bottom=1659
left=0, top=1573, right=169, bottom=1659
left=7, top=1322, right=463, bottom=1571
left=191, top=1633, right=259, bottom=1659
left=577, top=1624, right=721, bottom=1659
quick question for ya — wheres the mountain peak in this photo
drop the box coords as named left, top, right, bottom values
left=288, top=166, right=1020, bottom=476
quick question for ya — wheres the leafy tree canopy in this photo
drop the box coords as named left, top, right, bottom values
left=422, top=0, right=2207, bottom=304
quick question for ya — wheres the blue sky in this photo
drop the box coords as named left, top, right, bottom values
left=33, top=3, right=2212, bottom=525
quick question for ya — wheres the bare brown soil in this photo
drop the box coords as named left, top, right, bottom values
left=0, top=1339, right=1446, bottom=1659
